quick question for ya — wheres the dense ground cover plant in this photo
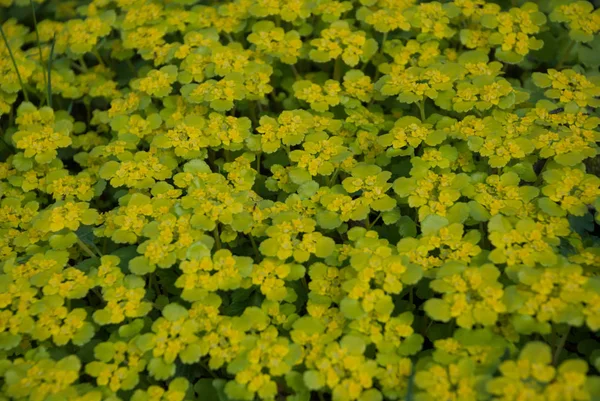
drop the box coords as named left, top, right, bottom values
left=1, top=0, right=600, bottom=400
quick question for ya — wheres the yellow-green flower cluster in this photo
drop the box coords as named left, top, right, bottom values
left=0, top=0, right=599, bottom=400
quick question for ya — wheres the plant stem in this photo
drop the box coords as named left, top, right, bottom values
left=92, top=49, right=106, bottom=67
left=479, top=222, right=488, bottom=249
left=47, top=34, right=56, bottom=109
left=418, top=98, right=426, bottom=121
left=248, top=101, right=258, bottom=126
left=535, top=158, right=548, bottom=185
left=556, top=40, right=575, bottom=70
left=76, top=237, right=98, bottom=259
left=0, top=130, right=13, bottom=153
left=213, top=224, right=221, bottom=250
left=379, top=32, right=388, bottom=56
left=91, top=287, right=103, bottom=301
left=79, top=57, right=89, bottom=72
left=0, top=24, right=29, bottom=101
left=333, top=57, right=343, bottom=81
left=553, top=327, right=570, bottom=365
left=126, top=58, right=136, bottom=73
left=249, top=234, right=260, bottom=259
left=150, top=273, right=161, bottom=295
left=328, top=168, right=340, bottom=186
left=366, top=212, right=382, bottom=229
left=291, top=64, right=300, bottom=79
left=199, top=360, right=218, bottom=378
left=30, top=0, right=48, bottom=104
left=208, top=148, right=215, bottom=169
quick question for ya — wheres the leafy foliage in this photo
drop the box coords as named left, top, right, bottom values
left=0, top=0, right=599, bottom=400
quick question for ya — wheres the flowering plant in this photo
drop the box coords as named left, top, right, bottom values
left=0, top=0, right=600, bottom=400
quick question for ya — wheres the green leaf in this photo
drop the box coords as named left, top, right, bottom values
left=424, top=299, right=451, bottom=322
left=340, top=298, right=366, bottom=319
left=129, top=256, right=155, bottom=275
left=340, top=335, right=366, bottom=354
left=303, top=370, right=324, bottom=390
left=180, top=343, right=203, bottom=364
left=186, top=241, right=212, bottom=260
left=421, top=215, right=448, bottom=235
left=532, top=72, right=552, bottom=88
left=213, top=379, right=232, bottom=401
left=537, top=198, right=566, bottom=216
left=162, top=303, right=188, bottom=321
left=371, top=196, right=396, bottom=212
left=520, top=342, right=552, bottom=364
left=398, top=216, right=417, bottom=238
left=315, top=236, right=336, bottom=258
left=195, top=379, right=221, bottom=400
left=147, top=357, right=175, bottom=380
left=316, top=210, right=342, bottom=229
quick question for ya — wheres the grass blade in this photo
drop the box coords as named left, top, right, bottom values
left=47, top=34, right=56, bottom=109
left=0, top=23, right=29, bottom=102
left=29, top=0, right=48, bottom=105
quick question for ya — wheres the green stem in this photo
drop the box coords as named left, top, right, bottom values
left=84, top=99, right=91, bottom=123
left=418, top=98, right=426, bottom=121
left=79, top=57, right=89, bottom=73
left=291, top=64, right=300, bottom=79
left=0, top=24, right=29, bottom=101
left=126, top=58, right=136, bottom=73
left=47, top=35, right=56, bottom=109
left=150, top=273, right=161, bottom=296
left=328, top=168, right=340, bottom=186
left=199, top=360, right=218, bottom=378
left=479, top=222, right=487, bottom=249
left=366, top=212, right=382, bottom=229
left=255, top=151, right=261, bottom=175
left=208, top=148, right=215, bottom=169
left=556, top=40, right=576, bottom=70
left=333, top=57, right=343, bottom=81
left=249, top=234, right=260, bottom=259
left=420, top=315, right=429, bottom=335
left=535, top=159, right=549, bottom=185
left=76, top=237, right=98, bottom=259
left=249, top=101, right=258, bottom=126
left=29, top=0, right=48, bottom=104
left=213, top=224, right=221, bottom=250
left=92, top=49, right=106, bottom=67
left=553, top=327, right=570, bottom=365
left=91, top=287, right=103, bottom=301
left=0, top=130, right=13, bottom=152
left=379, top=32, right=388, bottom=56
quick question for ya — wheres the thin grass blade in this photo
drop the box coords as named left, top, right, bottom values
left=0, top=23, right=29, bottom=102
left=29, top=0, right=48, bottom=105
left=47, top=34, right=56, bottom=109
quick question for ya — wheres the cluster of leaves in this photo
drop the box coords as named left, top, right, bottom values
left=1, top=0, right=600, bottom=400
